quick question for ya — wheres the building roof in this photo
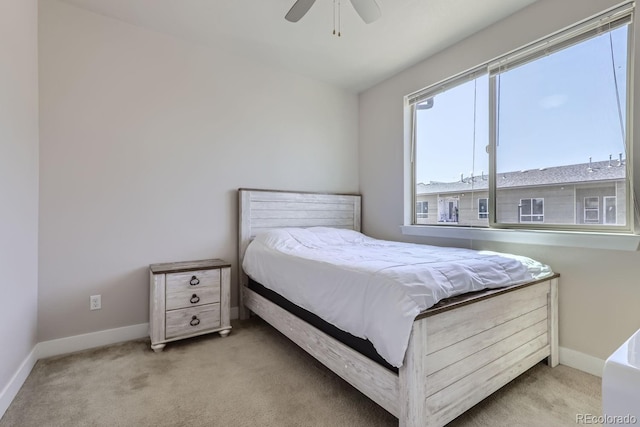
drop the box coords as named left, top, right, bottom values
left=417, top=159, right=626, bottom=195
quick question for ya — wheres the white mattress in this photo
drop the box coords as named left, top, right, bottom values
left=242, top=227, right=553, bottom=368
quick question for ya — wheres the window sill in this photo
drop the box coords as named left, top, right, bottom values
left=400, top=225, right=640, bottom=251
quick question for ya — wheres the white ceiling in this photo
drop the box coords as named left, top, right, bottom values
left=58, top=0, right=538, bottom=92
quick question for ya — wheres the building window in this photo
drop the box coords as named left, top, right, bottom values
left=408, top=4, right=633, bottom=233
left=416, top=201, right=429, bottom=219
left=520, top=198, right=544, bottom=223
left=478, top=198, right=488, bottom=219
left=584, top=197, right=599, bottom=223
left=438, top=197, right=459, bottom=223
left=604, top=196, right=617, bottom=224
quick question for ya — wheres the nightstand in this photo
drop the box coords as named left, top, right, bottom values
left=149, top=259, right=232, bottom=352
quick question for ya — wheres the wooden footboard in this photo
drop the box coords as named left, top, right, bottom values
left=243, top=276, right=559, bottom=427
left=400, top=276, right=559, bottom=427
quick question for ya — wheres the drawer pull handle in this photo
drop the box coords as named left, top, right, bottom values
left=189, top=276, right=200, bottom=286
left=190, top=294, right=200, bottom=304
left=190, top=315, right=200, bottom=326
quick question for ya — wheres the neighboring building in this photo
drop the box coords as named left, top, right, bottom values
left=416, top=159, right=626, bottom=227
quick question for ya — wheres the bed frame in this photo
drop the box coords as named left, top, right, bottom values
left=238, top=188, right=559, bottom=427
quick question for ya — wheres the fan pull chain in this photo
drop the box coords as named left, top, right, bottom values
left=333, top=0, right=336, bottom=35
left=332, top=0, right=341, bottom=37
left=338, top=0, right=341, bottom=36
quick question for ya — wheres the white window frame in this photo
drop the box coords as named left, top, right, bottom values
left=519, top=198, right=544, bottom=223
left=604, top=196, right=618, bottom=225
left=487, top=3, right=634, bottom=234
left=403, top=3, right=640, bottom=250
left=584, top=197, right=600, bottom=223
left=409, top=66, right=488, bottom=229
left=478, top=198, right=489, bottom=219
left=438, top=197, right=459, bottom=224
left=416, top=201, right=429, bottom=219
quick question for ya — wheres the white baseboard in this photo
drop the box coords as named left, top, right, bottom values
left=559, top=346, right=606, bottom=377
left=36, top=308, right=239, bottom=360
left=0, top=346, right=38, bottom=419
left=37, top=323, right=150, bottom=359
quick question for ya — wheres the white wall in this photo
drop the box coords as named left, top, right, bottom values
left=360, top=0, right=640, bottom=361
left=0, top=0, right=39, bottom=406
left=38, top=0, right=359, bottom=341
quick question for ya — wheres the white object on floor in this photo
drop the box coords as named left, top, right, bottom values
left=602, top=329, right=640, bottom=426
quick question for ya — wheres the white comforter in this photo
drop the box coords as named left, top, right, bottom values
left=242, top=227, right=553, bottom=368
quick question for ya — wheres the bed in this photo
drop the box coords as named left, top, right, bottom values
left=238, top=188, right=559, bottom=427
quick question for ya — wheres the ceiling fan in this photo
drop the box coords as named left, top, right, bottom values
left=285, top=0, right=381, bottom=24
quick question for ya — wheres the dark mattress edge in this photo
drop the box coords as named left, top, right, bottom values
left=248, top=278, right=398, bottom=373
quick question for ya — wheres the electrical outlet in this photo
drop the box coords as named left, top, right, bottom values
left=90, top=295, right=101, bottom=310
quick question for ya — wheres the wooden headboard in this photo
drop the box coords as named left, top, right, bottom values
left=237, top=188, right=361, bottom=318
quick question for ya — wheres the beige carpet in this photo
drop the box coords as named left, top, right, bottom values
left=1, top=318, right=602, bottom=427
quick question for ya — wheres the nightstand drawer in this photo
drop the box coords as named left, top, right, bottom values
left=166, top=269, right=220, bottom=300
left=166, top=285, right=219, bottom=311
left=165, top=303, right=221, bottom=339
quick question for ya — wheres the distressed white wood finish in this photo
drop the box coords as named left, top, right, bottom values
left=243, top=286, right=400, bottom=417
left=237, top=189, right=559, bottom=427
left=238, top=190, right=251, bottom=320
left=398, top=282, right=553, bottom=427
left=166, top=286, right=219, bottom=311
left=426, top=283, right=548, bottom=353
left=425, top=306, right=548, bottom=375
left=166, top=268, right=220, bottom=292
left=251, top=209, right=356, bottom=219
left=426, top=320, right=548, bottom=397
left=165, top=303, right=221, bottom=339
left=427, top=346, right=551, bottom=427
left=547, top=277, right=559, bottom=367
left=399, top=320, right=430, bottom=426
left=237, top=189, right=361, bottom=320
left=149, top=259, right=232, bottom=350
left=219, top=267, right=231, bottom=337
left=165, top=269, right=221, bottom=311
left=149, top=271, right=166, bottom=352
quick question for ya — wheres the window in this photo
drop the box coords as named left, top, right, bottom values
left=409, top=3, right=634, bottom=233
left=416, top=201, right=429, bottom=219
left=604, top=196, right=617, bottom=224
left=491, top=13, right=630, bottom=230
left=411, top=70, right=488, bottom=227
left=438, top=197, right=459, bottom=223
left=584, top=197, right=599, bottom=223
left=520, top=198, right=544, bottom=222
left=478, top=198, right=488, bottom=219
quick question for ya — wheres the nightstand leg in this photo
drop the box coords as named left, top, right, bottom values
left=219, top=329, right=231, bottom=338
left=151, top=343, right=166, bottom=352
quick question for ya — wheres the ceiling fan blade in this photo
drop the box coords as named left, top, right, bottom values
left=285, top=0, right=317, bottom=22
left=349, top=0, right=381, bottom=24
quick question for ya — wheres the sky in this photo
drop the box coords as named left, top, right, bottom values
left=415, top=24, right=628, bottom=184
